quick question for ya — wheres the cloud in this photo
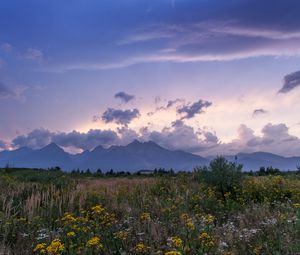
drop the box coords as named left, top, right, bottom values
left=23, top=48, right=43, bottom=61
left=8, top=121, right=300, bottom=157
left=177, top=99, right=212, bottom=119
left=0, top=81, right=28, bottom=101
left=0, top=42, right=13, bottom=53
left=12, top=128, right=120, bottom=151
left=148, top=98, right=185, bottom=116
left=52, top=129, right=119, bottom=150
left=12, top=128, right=53, bottom=149
left=0, top=82, right=16, bottom=99
left=278, top=71, right=300, bottom=93
left=209, top=123, right=300, bottom=156
left=0, top=140, right=7, bottom=150
left=114, top=91, right=135, bottom=103
left=140, top=120, right=219, bottom=153
left=252, top=108, right=268, bottom=116
left=100, top=108, right=140, bottom=125
left=9, top=0, right=300, bottom=73
left=11, top=127, right=140, bottom=151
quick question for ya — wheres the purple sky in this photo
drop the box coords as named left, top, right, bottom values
left=1, top=0, right=300, bottom=156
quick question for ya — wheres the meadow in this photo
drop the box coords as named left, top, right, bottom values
left=0, top=157, right=300, bottom=255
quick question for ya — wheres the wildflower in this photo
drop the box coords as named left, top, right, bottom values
left=62, top=213, right=76, bottom=223
left=114, top=230, right=129, bottom=241
left=186, top=218, right=195, bottom=230
left=140, top=212, right=151, bottom=222
left=207, top=188, right=215, bottom=198
left=67, top=231, right=75, bottom=237
left=91, top=205, right=105, bottom=214
left=171, top=236, right=183, bottom=248
left=86, top=236, right=102, bottom=248
left=224, top=192, right=231, bottom=200
left=134, top=243, right=149, bottom=253
left=181, top=213, right=189, bottom=221
left=101, top=212, right=117, bottom=226
left=181, top=213, right=195, bottom=230
left=165, top=252, right=181, bottom=255
left=254, top=245, right=263, bottom=255
left=293, top=203, right=300, bottom=209
left=199, top=232, right=214, bottom=249
left=36, top=232, right=49, bottom=240
left=46, top=239, right=64, bottom=254
left=203, top=214, right=215, bottom=224
left=33, top=243, right=46, bottom=253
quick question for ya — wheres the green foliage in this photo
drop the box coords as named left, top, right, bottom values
left=197, top=156, right=243, bottom=198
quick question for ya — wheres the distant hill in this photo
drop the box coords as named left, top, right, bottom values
left=229, top=152, right=300, bottom=171
left=0, top=140, right=208, bottom=171
left=1, top=141, right=299, bottom=171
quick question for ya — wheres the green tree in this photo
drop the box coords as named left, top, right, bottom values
left=204, top=156, right=243, bottom=200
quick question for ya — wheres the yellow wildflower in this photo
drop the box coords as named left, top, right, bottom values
left=91, top=205, right=105, bottom=214
left=293, top=203, right=300, bottom=209
left=181, top=213, right=189, bottom=221
left=254, top=245, right=263, bottom=255
left=67, top=231, right=75, bottom=237
left=33, top=243, right=46, bottom=253
left=134, top=243, right=149, bottom=253
left=203, top=214, right=215, bottom=224
left=165, top=252, right=181, bottom=255
left=140, top=212, right=151, bottom=222
left=199, top=232, right=214, bottom=249
left=186, top=218, right=195, bottom=230
left=114, top=230, right=129, bottom=241
left=46, top=239, right=64, bottom=254
left=181, top=213, right=195, bottom=230
left=171, top=236, right=183, bottom=248
left=62, top=213, right=76, bottom=223
left=87, top=236, right=101, bottom=247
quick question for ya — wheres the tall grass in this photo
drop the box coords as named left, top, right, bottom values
left=0, top=168, right=299, bottom=254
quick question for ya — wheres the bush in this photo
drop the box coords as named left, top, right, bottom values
left=201, top=156, right=243, bottom=199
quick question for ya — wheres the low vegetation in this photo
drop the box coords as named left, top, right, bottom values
left=0, top=157, right=300, bottom=254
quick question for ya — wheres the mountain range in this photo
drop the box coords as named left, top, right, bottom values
left=0, top=140, right=299, bottom=171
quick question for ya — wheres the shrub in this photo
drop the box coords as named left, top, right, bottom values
left=201, top=156, right=243, bottom=199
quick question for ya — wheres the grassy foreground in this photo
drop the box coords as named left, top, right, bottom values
left=0, top=161, right=300, bottom=254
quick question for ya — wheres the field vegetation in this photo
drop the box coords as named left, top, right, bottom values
left=0, top=157, right=300, bottom=254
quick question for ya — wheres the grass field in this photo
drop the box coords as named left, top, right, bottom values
left=0, top=159, right=300, bottom=254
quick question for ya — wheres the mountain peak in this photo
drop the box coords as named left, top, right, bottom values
left=15, top=146, right=33, bottom=153
left=128, top=139, right=141, bottom=145
left=92, top=145, right=105, bottom=153
left=40, top=143, right=64, bottom=153
left=127, top=140, right=161, bottom=147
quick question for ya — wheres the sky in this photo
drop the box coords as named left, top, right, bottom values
left=1, top=0, right=300, bottom=156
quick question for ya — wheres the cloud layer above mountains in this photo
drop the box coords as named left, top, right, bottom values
left=8, top=121, right=300, bottom=157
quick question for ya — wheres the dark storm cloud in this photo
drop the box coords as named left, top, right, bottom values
left=101, top=108, right=140, bottom=125
left=252, top=108, right=268, bottom=116
left=177, top=100, right=212, bottom=119
left=278, top=71, right=300, bottom=93
left=114, top=91, right=135, bottom=103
